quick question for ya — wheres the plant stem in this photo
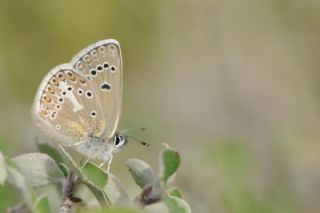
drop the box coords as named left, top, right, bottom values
left=134, top=184, right=162, bottom=208
left=58, top=171, right=78, bottom=213
left=6, top=203, right=28, bottom=213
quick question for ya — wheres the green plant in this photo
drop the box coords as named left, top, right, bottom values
left=0, top=143, right=190, bottom=213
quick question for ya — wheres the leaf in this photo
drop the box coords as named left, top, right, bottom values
left=69, top=196, right=82, bottom=203
left=84, top=182, right=111, bottom=207
left=0, top=185, right=20, bottom=211
left=37, top=143, right=64, bottom=164
left=58, top=145, right=79, bottom=172
left=104, top=173, right=131, bottom=205
left=59, top=163, right=69, bottom=177
left=169, top=188, right=182, bottom=198
left=164, top=195, right=192, bottom=213
left=134, top=184, right=161, bottom=207
left=34, top=195, right=52, bottom=213
left=12, top=153, right=65, bottom=187
left=81, top=162, right=108, bottom=189
left=78, top=208, right=141, bottom=213
left=126, top=158, right=156, bottom=188
left=161, top=144, right=181, bottom=184
left=0, top=151, right=7, bottom=185
left=6, top=159, right=36, bottom=207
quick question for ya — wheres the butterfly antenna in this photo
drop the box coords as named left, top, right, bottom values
left=120, top=127, right=146, bottom=133
left=127, top=135, right=150, bottom=147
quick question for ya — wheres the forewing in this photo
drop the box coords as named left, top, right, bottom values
left=32, top=64, right=106, bottom=144
left=70, top=39, right=122, bottom=139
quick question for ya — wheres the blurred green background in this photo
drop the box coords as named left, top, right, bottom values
left=1, top=0, right=320, bottom=212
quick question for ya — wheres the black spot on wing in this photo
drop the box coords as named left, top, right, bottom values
left=100, top=82, right=111, bottom=91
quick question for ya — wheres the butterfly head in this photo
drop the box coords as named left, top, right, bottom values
left=108, top=128, right=149, bottom=153
left=111, top=132, right=128, bottom=151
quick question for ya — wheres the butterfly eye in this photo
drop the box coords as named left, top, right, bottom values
left=115, top=136, right=120, bottom=146
left=114, top=135, right=126, bottom=147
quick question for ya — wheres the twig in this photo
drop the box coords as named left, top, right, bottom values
left=6, top=203, right=29, bottom=213
left=134, top=184, right=162, bottom=208
left=58, top=171, right=81, bottom=213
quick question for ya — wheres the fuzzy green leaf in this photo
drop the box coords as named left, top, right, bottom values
left=58, top=163, right=69, bottom=177
left=169, top=188, right=182, bottom=198
left=126, top=158, right=156, bottom=189
left=161, top=145, right=181, bottom=184
left=6, top=159, right=36, bottom=207
left=58, top=145, right=79, bottom=172
left=34, top=195, right=51, bottom=213
left=104, top=173, right=131, bottom=205
left=0, top=151, right=7, bottom=185
left=79, top=208, right=140, bottom=213
left=164, top=195, right=191, bottom=213
left=81, top=162, right=108, bottom=189
left=12, top=153, right=65, bottom=187
left=84, top=182, right=111, bottom=207
left=37, top=143, right=64, bottom=164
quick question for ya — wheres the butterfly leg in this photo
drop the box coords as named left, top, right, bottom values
left=62, top=140, right=85, bottom=147
left=79, top=155, right=90, bottom=169
left=99, top=155, right=113, bottom=171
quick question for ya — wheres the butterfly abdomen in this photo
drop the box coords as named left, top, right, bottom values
left=76, top=137, right=114, bottom=160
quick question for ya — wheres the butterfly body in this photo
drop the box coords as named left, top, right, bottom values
left=32, top=39, right=127, bottom=165
left=76, top=133, right=127, bottom=161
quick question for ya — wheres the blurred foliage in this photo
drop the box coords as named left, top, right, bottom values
left=0, top=184, right=19, bottom=212
left=207, top=138, right=296, bottom=213
left=0, top=144, right=190, bottom=212
left=1, top=0, right=320, bottom=212
left=0, top=0, right=160, bottom=102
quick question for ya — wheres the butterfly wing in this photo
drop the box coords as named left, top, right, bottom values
left=32, top=64, right=107, bottom=144
left=70, top=39, right=122, bottom=139
left=32, top=39, right=122, bottom=145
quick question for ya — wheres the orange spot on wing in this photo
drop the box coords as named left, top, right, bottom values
left=57, top=72, right=65, bottom=81
left=47, top=86, right=55, bottom=94
left=51, top=78, right=59, bottom=86
left=40, top=110, right=48, bottom=118
left=42, top=94, right=52, bottom=104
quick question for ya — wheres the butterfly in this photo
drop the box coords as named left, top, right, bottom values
left=32, top=39, right=131, bottom=169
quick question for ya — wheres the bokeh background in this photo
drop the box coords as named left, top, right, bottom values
left=1, top=0, right=320, bottom=212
